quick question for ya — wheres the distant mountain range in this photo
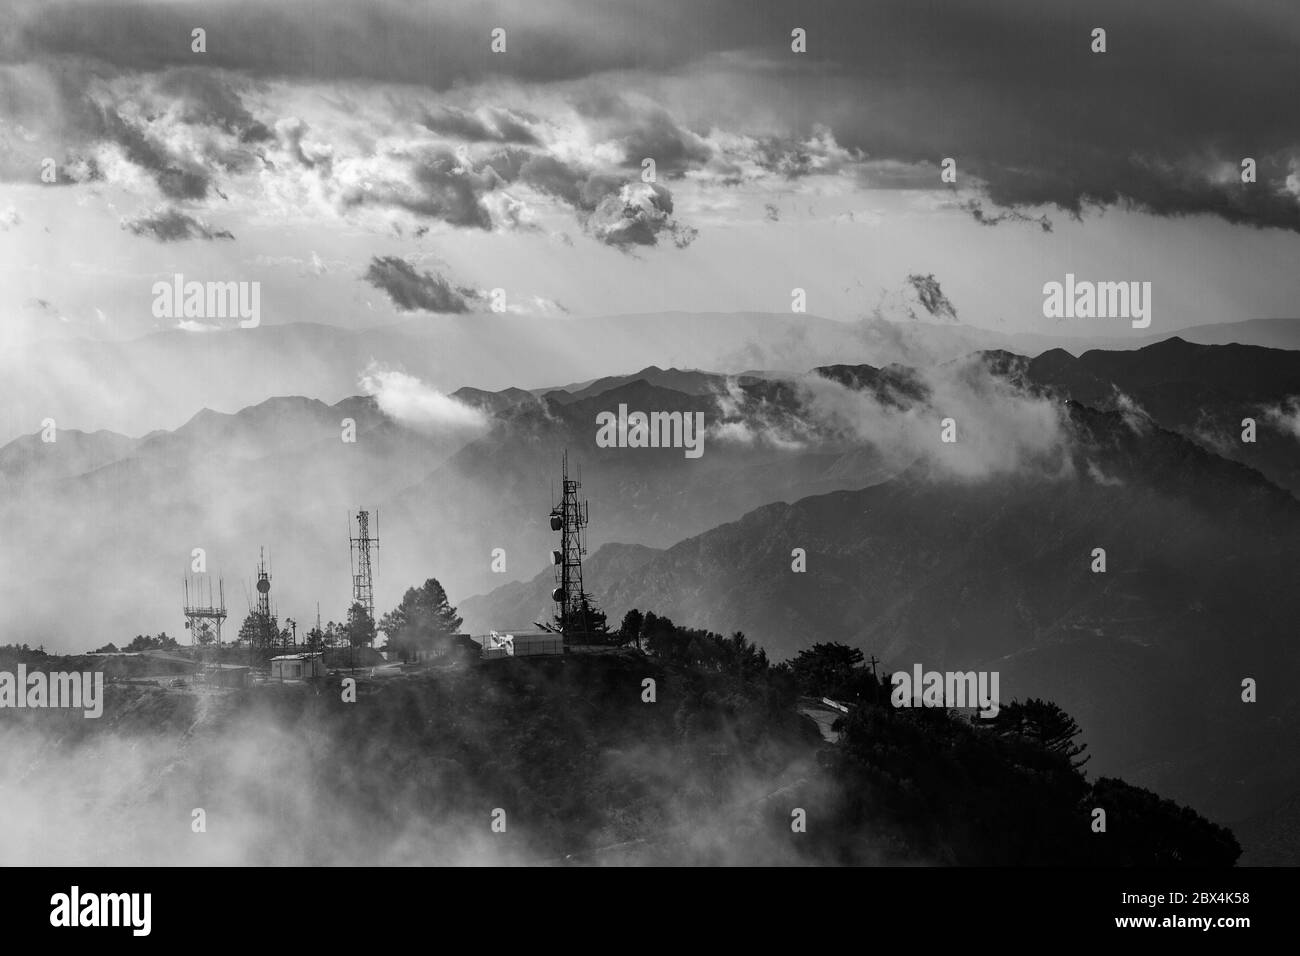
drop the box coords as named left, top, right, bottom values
left=1133, top=318, right=1300, bottom=351
left=5, top=313, right=1297, bottom=445
left=7, top=335, right=1298, bottom=653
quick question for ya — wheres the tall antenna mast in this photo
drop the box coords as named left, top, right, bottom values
left=349, top=509, right=378, bottom=641
left=550, top=450, right=591, bottom=645
left=255, top=546, right=274, bottom=649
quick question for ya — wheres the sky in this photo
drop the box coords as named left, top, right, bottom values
left=2, top=0, right=1300, bottom=350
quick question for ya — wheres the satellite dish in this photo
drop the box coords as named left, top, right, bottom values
left=551, top=587, right=563, bottom=602
left=550, top=514, right=563, bottom=531
left=257, top=578, right=271, bottom=593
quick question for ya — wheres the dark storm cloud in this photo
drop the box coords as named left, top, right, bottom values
left=86, top=102, right=212, bottom=198
left=345, top=150, right=493, bottom=229
left=276, top=118, right=328, bottom=170
left=406, top=154, right=493, bottom=229
left=0, top=59, right=264, bottom=188
left=7, top=0, right=1300, bottom=232
left=473, top=146, right=533, bottom=185
left=719, top=0, right=1300, bottom=231
left=615, top=109, right=712, bottom=176
left=122, top=207, right=235, bottom=241
left=491, top=110, right=540, bottom=146
left=6, top=0, right=671, bottom=87
left=421, top=107, right=498, bottom=142
left=421, top=106, right=538, bottom=145
left=518, top=155, right=622, bottom=213
left=363, top=256, right=470, bottom=313
left=754, top=138, right=824, bottom=180
left=517, top=155, right=583, bottom=207
left=154, top=68, right=270, bottom=141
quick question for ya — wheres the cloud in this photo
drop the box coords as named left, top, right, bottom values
left=465, top=291, right=569, bottom=316
left=587, top=181, right=695, bottom=248
left=0, top=49, right=890, bottom=252
left=614, top=108, right=713, bottom=176
left=154, top=67, right=271, bottom=141
left=359, top=362, right=489, bottom=432
left=0, top=63, right=266, bottom=196
left=5, top=0, right=1300, bottom=241
left=872, top=274, right=960, bottom=324
left=806, top=355, right=1069, bottom=479
left=1113, top=392, right=1153, bottom=435
left=957, top=198, right=1052, bottom=232
left=1262, top=397, right=1300, bottom=440
left=751, top=126, right=861, bottom=180
left=5, top=0, right=677, bottom=88
left=854, top=159, right=942, bottom=190
left=904, top=274, right=957, bottom=322
left=421, top=106, right=538, bottom=145
left=343, top=148, right=495, bottom=230
left=362, top=256, right=470, bottom=313
left=121, top=206, right=235, bottom=241
left=1085, top=460, right=1125, bottom=486
left=710, top=353, right=1070, bottom=481
left=275, top=117, right=332, bottom=171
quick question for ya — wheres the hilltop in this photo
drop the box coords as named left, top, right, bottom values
left=0, top=642, right=1238, bottom=867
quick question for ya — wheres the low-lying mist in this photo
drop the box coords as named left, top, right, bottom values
left=0, top=659, right=835, bottom=866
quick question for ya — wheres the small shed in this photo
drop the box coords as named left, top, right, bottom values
left=269, top=653, right=327, bottom=680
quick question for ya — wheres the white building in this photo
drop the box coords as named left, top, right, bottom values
left=476, top=630, right=564, bottom=660
left=269, top=653, right=328, bottom=680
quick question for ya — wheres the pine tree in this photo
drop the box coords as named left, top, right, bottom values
left=379, top=578, right=462, bottom=661
left=993, top=698, right=1091, bottom=769
left=346, top=602, right=376, bottom=648
left=555, top=592, right=608, bottom=641
left=618, top=608, right=644, bottom=649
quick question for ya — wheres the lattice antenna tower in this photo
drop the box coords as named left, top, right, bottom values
left=254, top=546, right=277, bottom=646
left=349, top=509, right=379, bottom=627
left=183, top=573, right=227, bottom=670
left=550, top=450, right=590, bottom=641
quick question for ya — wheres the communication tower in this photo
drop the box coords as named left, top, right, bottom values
left=349, top=509, right=379, bottom=631
left=550, top=451, right=592, bottom=642
left=183, top=574, right=227, bottom=673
